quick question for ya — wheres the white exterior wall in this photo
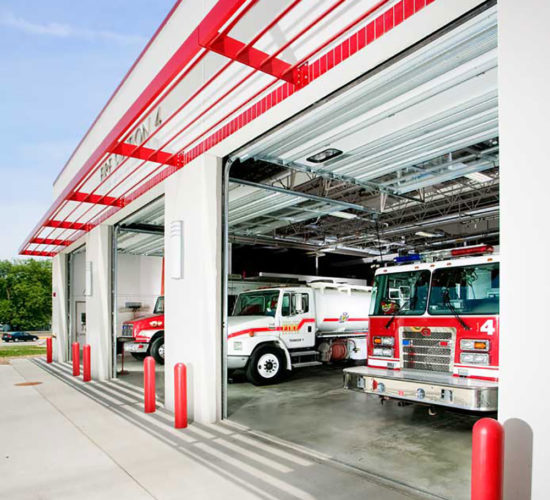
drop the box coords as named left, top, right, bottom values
left=51, top=254, right=68, bottom=362
left=164, top=154, right=222, bottom=423
left=116, top=254, right=163, bottom=334
left=85, top=226, right=112, bottom=380
left=499, top=1, right=550, bottom=498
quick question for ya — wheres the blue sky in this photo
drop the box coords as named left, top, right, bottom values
left=0, top=0, right=174, bottom=259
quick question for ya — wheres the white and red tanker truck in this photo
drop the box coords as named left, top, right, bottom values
left=227, top=282, right=372, bottom=385
left=344, top=245, right=500, bottom=412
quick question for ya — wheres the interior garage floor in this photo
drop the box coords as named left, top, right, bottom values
left=117, top=355, right=165, bottom=402
left=228, top=364, right=484, bottom=500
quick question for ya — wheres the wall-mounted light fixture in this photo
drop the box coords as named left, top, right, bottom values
left=85, top=261, right=92, bottom=296
left=170, top=220, right=184, bottom=279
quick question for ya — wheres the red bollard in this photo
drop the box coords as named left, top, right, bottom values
left=46, top=337, right=53, bottom=363
left=472, top=418, right=504, bottom=500
left=83, top=345, right=91, bottom=382
left=72, top=342, right=80, bottom=376
left=174, top=363, right=188, bottom=429
left=144, top=356, right=156, bottom=413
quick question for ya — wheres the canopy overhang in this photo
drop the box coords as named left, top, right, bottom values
left=20, top=0, right=440, bottom=257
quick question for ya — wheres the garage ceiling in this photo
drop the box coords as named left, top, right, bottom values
left=116, top=197, right=164, bottom=256
left=229, top=5, right=498, bottom=258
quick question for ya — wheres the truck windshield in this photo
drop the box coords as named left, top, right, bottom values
left=371, top=270, right=431, bottom=316
left=232, top=291, right=280, bottom=317
left=154, top=296, right=164, bottom=314
left=428, top=263, right=499, bottom=315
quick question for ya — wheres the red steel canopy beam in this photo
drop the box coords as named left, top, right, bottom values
left=110, top=142, right=184, bottom=167
left=21, top=250, right=56, bottom=257
left=45, top=220, right=90, bottom=231
left=206, top=34, right=297, bottom=83
left=67, top=192, right=124, bottom=206
left=30, top=238, right=72, bottom=246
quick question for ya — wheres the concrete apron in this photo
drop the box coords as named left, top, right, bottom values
left=228, top=365, right=478, bottom=500
left=2, top=358, right=433, bottom=500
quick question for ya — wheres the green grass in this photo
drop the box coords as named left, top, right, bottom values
left=0, top=346, right=46, bottom=358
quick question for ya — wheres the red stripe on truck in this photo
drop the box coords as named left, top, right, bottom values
left=228, top=318, right=315, bottom=339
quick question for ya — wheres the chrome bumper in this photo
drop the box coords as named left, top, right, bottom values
left=123, top=342, right=148, bottom=353
left=343, top=366, right=498, bottom=412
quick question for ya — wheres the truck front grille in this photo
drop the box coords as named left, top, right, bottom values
left=401, top=327, right=454, bottom=373
left=121, top=324, right=134, bottom=338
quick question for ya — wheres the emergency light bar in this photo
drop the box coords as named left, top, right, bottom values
left=394, top=254, right=422, bottom=264
left=450, top=245, right=494, bottom=257
left=393, top=245, right=494, bottom=264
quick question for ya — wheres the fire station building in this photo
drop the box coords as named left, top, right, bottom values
left=20, top=1, right=549, bottom=498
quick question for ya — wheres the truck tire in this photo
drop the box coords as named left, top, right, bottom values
left=150, top=337, right=165, bottom=365
left=131, top=353, right=146, bottom=361
left=246, top=345, right=285, bottom=386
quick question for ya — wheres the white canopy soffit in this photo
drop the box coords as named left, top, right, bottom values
left=21, top=0, right=453, bottom=257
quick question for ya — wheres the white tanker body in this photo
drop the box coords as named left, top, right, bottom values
left=312, top=283, right=370, bottom=333
left=227, top=283, right=372, bottom=385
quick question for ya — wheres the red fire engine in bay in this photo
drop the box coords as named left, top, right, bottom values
left=120, top=296, right=165, bottom=363
left=344, top=245, right=499, bottom=412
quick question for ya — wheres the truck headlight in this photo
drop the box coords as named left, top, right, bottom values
left=373, top=336, right=394, bottom=346
left=460, top=339, right=490, bottom=351
left=460, top=352, right=489, bottom=365
left=373, top=347, right=394, bottom=357
left=233, top=341, right=242, bottom=351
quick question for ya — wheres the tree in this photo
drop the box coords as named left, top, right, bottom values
left=0, top=259, right=52, bottom=330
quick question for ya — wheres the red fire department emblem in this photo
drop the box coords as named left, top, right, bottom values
left=420, top=327, right=432, bottom=337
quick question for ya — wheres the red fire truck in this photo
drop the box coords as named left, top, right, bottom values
left=120, top=296, right=165, bottom=363
left=344, top=245, right=499, bottom=412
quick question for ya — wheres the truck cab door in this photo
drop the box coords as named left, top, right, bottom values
left=280, top=291, right=315, bottom=348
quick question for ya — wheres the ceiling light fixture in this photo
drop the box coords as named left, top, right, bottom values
left=306, top=148, right=343, bottom=163
left=415, top=230, right=443, bottom=238
left=465, top=172, right=492, bottom=183
left=331, top=211, right=357, bottom=220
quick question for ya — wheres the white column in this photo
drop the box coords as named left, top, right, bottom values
left=499, top=2, right=550, bottom=498
left=51, top=253, right=69, bottom=362
left=164, top=154, right=222, bottom=423
left=85, top=225, right=112, bottom=380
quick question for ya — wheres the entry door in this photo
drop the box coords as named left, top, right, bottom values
left=280, top=291, right=315, bottom=348
left=75, top=301, right=86, bottom=346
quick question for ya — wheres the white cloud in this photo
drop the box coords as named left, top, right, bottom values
left=0, top=11, right=146, bottom=45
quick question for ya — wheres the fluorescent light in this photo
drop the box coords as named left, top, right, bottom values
left=306, top=148, right=343, bottom=163
left=465, top=172, right=492, bottom=183
left=415, top=231, right=442, bottom=238
left=331, top=211, right=357, bottom=220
